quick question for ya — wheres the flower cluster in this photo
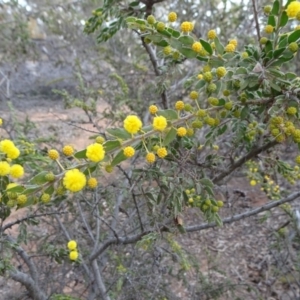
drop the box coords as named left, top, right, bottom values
left=67, top=240, right=79, bottom=261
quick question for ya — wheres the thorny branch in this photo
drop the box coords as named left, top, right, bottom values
left=89, top=190, right=300, bottom=261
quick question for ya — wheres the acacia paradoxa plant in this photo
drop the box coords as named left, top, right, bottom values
left=1, top=0, right=300, bottom=255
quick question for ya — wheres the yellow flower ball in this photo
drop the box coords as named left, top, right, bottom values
left=149, top=105, right=158, bottom=114
left=0, top=139, right=14, bottom=153
left=197, top=74, right=203, bottom=80
left=189, top=91, right=199, bottom=100
left=295, top=155, right=300, bottom=164
left=156, top=22, right=165, bottom=31
left=286, top=106, right=297, bottom=115
left=87, top=177, right=98, bottom=189
left=147, top=15, right=155, bottom=25
left=0, top=161, right=10, bottom=176
left=216, top=66, right=227, bottom=78
left=250, top=180, right=257, bottom=186
left=177, top=127, right=187, bottom=137
left=286, top=1, right=300, bottom=18
left=146, top=152, right=156, bottom=164
left=168, top=12, right=177, bottom=22
left=62, top=145, right=74, bottom=156
left=7, top=147, right=20, bottom=159
left=175, top=100, right=185, bottom=110
left=163, top=46, right=172, bottom=55
left=69, top=250, right=79, bottom=261
left=10, top=164, right=24, bottom=178
left=264, top=25, right=274, bottom=34
left=181, top=21, right=192, bottom=33
left=229, top=39, right=238, bottom=47
left=225, top=43, right=235, bottom=52
left=41, top=193, right=51, bottom=203
left=63, top=169, right=86, bottom=192
left=0, top=118, right=2, bottom=126
left=153, top=116, right=167, bottom=131
left=68, top=240, right=77, bottom=251
left=123, top=115, right=143, bottom=134
left=95, top=136, right=105, bottom=144
left=192, top=42, right=202, bottom=53
left=48, top=149, right=59, bottom=160
left=186, top=128, right=194, bottom=136
left=207, top=29, right=217, bottom=40
left=86, top=143, right=105, bottom=162
left=241, top=51, right=249, bottom=58
left=17, top=194, right=27, bottom=205
left=123, top=146, right=135, bottom=158
left=105, top=165, right=114, bottom=173
left=157, top=147, right=168, bottom=158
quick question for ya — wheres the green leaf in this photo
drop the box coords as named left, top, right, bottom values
left=129, top=1, right=139, bottom=7
left=196, top=55, right=209, bottom=62
left=199, top=178, right=214, bottom=188
left=267, top=15, right=276, bottom=27
left=125, top=17, right=137, bottom=23
left=167, top=28, right=180, bottom=38
left=279, top=11, right=288, bottom=27
left=264, top=40, right=273, bottom=55
left=155, top=40, right=169, bottom=47
left=74, top=149, right=87, bottom=159
left=163, top=128, right=177, bottom=146
left=177, top=224, right=186, bottom=234
left=235, top=67, right=248, bottom=75
left=269, top=81, right=281, bottom=92
left=215, top=214, right=223, bottom=227
left=218, top=124, right=227, bottom=135
left=157, top=109, right=178, bottom=120
left=288, top=29, right=300, bottom=43
left=218, top=98, right=225, bottom=106
left=23, top=185, right=40, bottom=195
left=111, top=150, right=127, bottom=167
left=271, top=0, right=280, bottom=15
left=29, top=171, right=49, bottom=185
left=268, top=68, right=285, bottom=77
left=44, top=185, right=55, bottom=195
left=178, top=47, right=197, bottom=58
left=278, top=35, right=288, bottom=48
left=200, top=39, right=213, bottom=55
left=107, top=128, right=132, bottom=140
left=159, top=29, right=171, bottom=38
left=195, top=80, right=206, bottom=90
left=178, top=35, right=194, bottom=46
left=145, top=34, right=162, bottom=43
left=273, top=47, right=286, bottom=58
left=240, top=106, right=249, bottom=119
left=286, top=72, right=297, bottom=80
left=103, top=140, right=121, bottom=152
left=215, top=80, right=222, bottom=95
left=214, top=36, right=224, bottom=55
left=169, top=38, right=182, bottom=49
left=268, top=55, right=294, bottom=67
left=6, top=185, right=25, bottom=194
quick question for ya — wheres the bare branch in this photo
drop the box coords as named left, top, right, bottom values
left=251, top=0, right=262, bottom=48
left=10, top=270, right=47, bottom=300
left=213, top=140, right=277, bottom=184
left=90, top=191, right=300, bottom=261
left=186, top=191, right=300, bottom=232
left=2, top=211, right=68, bottom=232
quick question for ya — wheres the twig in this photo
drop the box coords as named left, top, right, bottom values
left=2, top=211, right=68, bottom=232
left=213, top=139, right=277, bottom=184
left=252, top=0, right=262, bottom=48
